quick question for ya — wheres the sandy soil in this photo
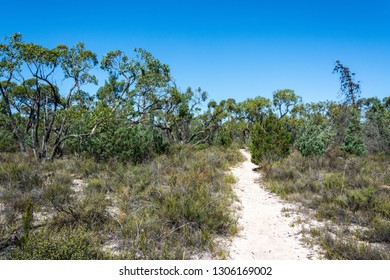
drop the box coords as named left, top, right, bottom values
left=228, top=149, right=318, bottom=260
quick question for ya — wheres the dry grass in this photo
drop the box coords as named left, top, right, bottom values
left=0, top=145, right=243, bottom=259
left=263, top=150, right=390, bottom=259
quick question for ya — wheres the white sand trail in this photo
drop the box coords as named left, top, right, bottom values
left=228, top=149, right=317, bottom=260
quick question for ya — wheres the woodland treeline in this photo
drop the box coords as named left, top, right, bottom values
left=1, top=33, right=389, bottom=163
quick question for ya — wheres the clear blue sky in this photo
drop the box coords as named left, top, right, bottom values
left=2, top=0, right=390, bottom=104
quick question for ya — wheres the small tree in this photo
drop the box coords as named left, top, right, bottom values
left=250, top=115, right=291, bottom=164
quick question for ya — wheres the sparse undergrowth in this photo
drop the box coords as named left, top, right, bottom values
left=0, top=145, right=243, bottom=259
left=262, top=149, right=390, bottom=259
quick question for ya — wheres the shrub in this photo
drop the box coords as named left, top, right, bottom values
left=341, top=110, right=367, bottom=156
left=346, top=187, right=377, bottom=212
left=213, top=127, right=233, bottom=147
left=86, top=177, right=106, bottom=194
left=321, top=232, right=389, bottom=260
left=250, top=115, right=291, bottom=164
left=43, top=172, right=75, bottom=217
left=1, top=146, right=242, bottom=259
left=80, top=124, right=169, bottom=163
left=0, top=128, right=16, bottom=152
left=364, top=217, right=390, bottom=243
left=295, top=121, right=335, bottom=156
left=12, top=227, right=107, bottom=260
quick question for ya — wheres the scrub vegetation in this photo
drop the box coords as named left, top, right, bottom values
left=1, top=35, right=389, bottom=259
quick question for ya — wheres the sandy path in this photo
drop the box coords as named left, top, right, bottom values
left=228, top=149, right=317, bottom=260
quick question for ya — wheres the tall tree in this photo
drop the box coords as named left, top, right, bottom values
left=333, top=60, right=361, bottom=107
left=0, top=34, right=98, bottom=160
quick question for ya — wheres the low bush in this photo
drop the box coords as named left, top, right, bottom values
left=320, top=232, right=389, bottom=260
left=12, top=227, right=107, bottom=260
left=78, top=124, right=169, bottom=163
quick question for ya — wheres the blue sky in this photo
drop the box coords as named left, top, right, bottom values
left=2, top=0, right=390, bottom=104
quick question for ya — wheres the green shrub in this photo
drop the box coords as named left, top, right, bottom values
left=295, top=121, right=335, bottom=156
left=80, top=124, right=169, bottom=163
left=341, top=110, right=367, bottom=156
left=113, top=146, right=241, bottom=259
left=213, top=127, right=233, bottom=147
left=323, top=173, right=345, bottom=192
left=13, top=227, right=107, bottom=260
left=250, top=115, right=291, bottom=164
left=78, top=192, right=110, bottom=230
left=0, top=128, right=16, bottom=152
left=1, top=146, right=242, bottom=260
left=346, top=187, right=377, bottom=211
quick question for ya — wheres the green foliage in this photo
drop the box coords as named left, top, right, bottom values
left=0, top=155, right=44, bottom=219
left=0, top=34, right=99, bottom=160
left=86, top=177, right=106, bottom=194
left=13, top=227, right=107, bottom=260
left=0, top=127, right=15, bottom=152
left=43, top=171, right=75, bottom=216
left=295, top=120, right=335, bottom=156
left=272, top=89, right=301, bottom=118
left=80, top=123, right=169, bottom=163
left=213, top=127, right=233, bottom=147
left=346, top=187, right=377, bottom=212
left=239, top=96, right=271, bottom=124
left=1, top=145, right=242, bottom=259
left=250, top=115, right=291, bottom=164
left=341, top=110, right=367, bottom=156
left=362, top=97, right=390, bottom=153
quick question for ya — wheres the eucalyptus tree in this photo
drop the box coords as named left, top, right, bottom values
left=239, top=96, right=271, bottom=124
left=100, top=48, right=171, bottom=124
left=0, top=33, right=98, bottom=160
left=272, top=89, right=301, bottom=119
left=0, top=33, right=26, bottom=154
left=155, top=86, right=207, bottom=143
